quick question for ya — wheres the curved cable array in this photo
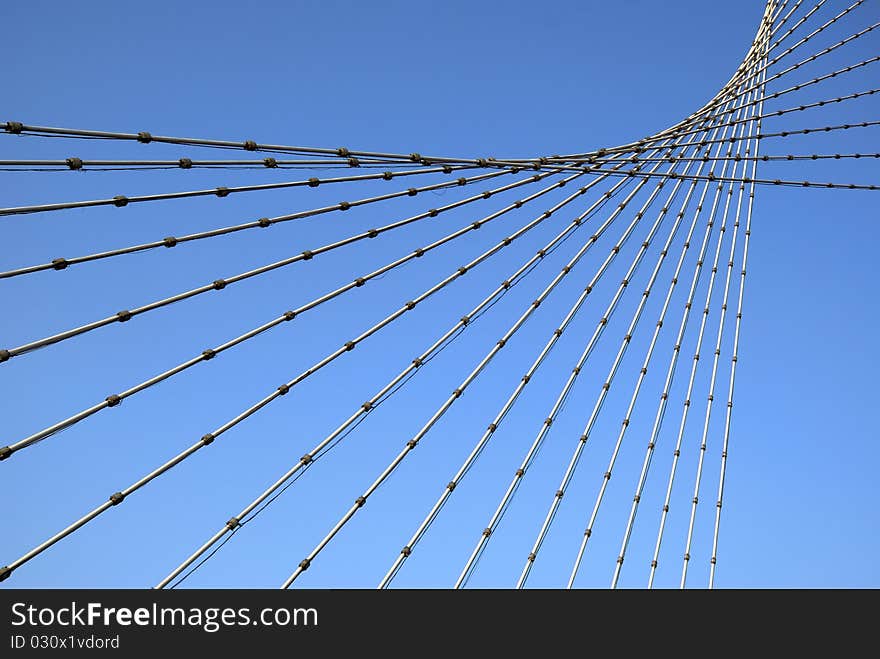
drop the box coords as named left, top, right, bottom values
left=0, top=0, right=876, bottom=588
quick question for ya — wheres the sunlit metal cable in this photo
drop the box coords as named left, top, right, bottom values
left=678, top=76, right=766, bottom=592
left=707, top=24, right=773, bottom=590
left=0, top=165, right=489, bottom=217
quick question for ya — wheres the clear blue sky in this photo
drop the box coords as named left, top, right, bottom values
left=1, top=1, right=878, bottom=588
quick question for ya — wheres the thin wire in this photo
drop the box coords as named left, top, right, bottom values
left=679, top=73, right=766, bottom=591
left=708, top=22, right=773, bottom=591
left=0, top=168, right=562, bottom=360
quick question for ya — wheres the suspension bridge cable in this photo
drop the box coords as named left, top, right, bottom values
left=575, top=168, right=878, bottom=190
left=0, top=122, right=541, bottom=168
left=679, top=71, right=767, bottom=590
left=0, top=157, right=426, bottom=170
left=0, top=164, right=481, bottom=217
left=574, top=118, right=880, bottom=161
left=614, top=84, right=880, bottom=147
left=0, top=168, right=571, bottom=362
left=0, top=167, right=552, bottom=281
left=569, top=151, right=880, bottom=166
left=0, top=144, right=650, bottom=581
left=706, top=26, right=774, bottom=590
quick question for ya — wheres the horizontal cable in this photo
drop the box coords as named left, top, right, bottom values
left=0, top=169, right=569, bottom=359
left=577, top=166, right=878, bottom=190
left=0, top=168, right=523, bottom=280
left=0, top=121, right=539, bottom=166
left=570, top=152, right=879, bottom=166
left=622, top=84, right=880, bottom=146
left=0, top=157, right=417, bottom=170
left=0, top=164, right=478, bottom=217
left=572, top=119, right=880, bottom=164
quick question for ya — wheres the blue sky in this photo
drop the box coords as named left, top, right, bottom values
left=1, top=1, right=878, bottom=588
